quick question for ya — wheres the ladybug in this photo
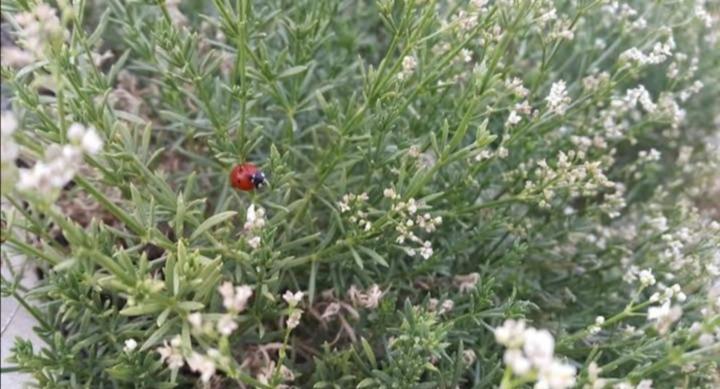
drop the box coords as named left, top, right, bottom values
left=230, top=163, right=267, bottom=191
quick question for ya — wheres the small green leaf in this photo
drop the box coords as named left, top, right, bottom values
left=278, top=65, right=308, bottom=79
left=120, top=303, right=165, bottom=316
left=358, top=246, right=389, bottom=267
left=190, top=211, right=237, bottom=241
left=360, top=337, right=377, bottom=368
left=140, top=318, right=178, bottom=351
left=350, top=247, right=364, bottom=269
left=177, top=301, right=205, bottom=311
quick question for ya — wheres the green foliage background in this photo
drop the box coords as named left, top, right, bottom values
left=1, top=0, right=718, bottom=388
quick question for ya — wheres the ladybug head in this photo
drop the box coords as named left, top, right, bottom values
left=250, top=171, right=267, bottom=188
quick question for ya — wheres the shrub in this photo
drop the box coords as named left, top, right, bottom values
left=1, top=0, right=718, bottom=388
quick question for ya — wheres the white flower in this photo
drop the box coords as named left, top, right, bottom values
left=1, top=112, right=18, bottom=137
left=13, top=4, right=66, bottom=60
left=247, top=235, right=261, bottom=249
left=157, top=336, right=184, bottom=369
left=461, top=48, right=473, bottom=63
left=546, top=80, right=570, bottom=115
left=625, top=86, right=656, bottom=113
left=188, top=313, right=203, bottom=329
left=506, top=77, right=529, bottom=97
left=463, top=349, right=477, bottom=365
left=1, top=112, right=19, bottom=167
left=217, top=314, right=238, bottom=336
left=439, top=299, right=454, bottom=315
left=506, top=110, right=522, bottom=126
left=67, top=123, right=85, bottom=143
left=523, top=328, right=555, bottom=368
left=218, top=282, right=253, bottom=312
left=504, top=348, right=532, bottom=374
left=536, top=360, right=576, bottom=389
left=17, top=145, right=81, bottom=193
left=647, top=301, right=683, bottom=334
left=244, top=204, right=266, bottom=230
left=186, top=352, right=216, bottom=383
left=402, top=55, right=417, bottom=72
left=419, top=241, right=434, bottom=259
left=638, top=269, right=656, bottom=287
left=398, top=55, right=417, bottom=80
left=124, top=338, right=138, bottom=352
left=407, top=198, right=418, bottom=214
left=286, top=310, right=303, bottom=330
left=383, top=187, right=398, bottom=199
left=494, top=319, right=527, bottom=348
left=283, top=290, right=304, bottom=307
left=81, top=127, right=103, bottom=155
left=698, top=333, right=715, bottom=347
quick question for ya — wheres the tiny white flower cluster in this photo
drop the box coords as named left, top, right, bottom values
left=157, top=336, right=185, bottom=369
left=588, top=362, right=655, bottom=389
left=216, top=314, right=238, bottom=336
left=582, top=71, right=610, bottom=92
left=624, top=267, right=657, bottom=286
left=474, top=145, right=509, bottom=162
left=16, top=123, right=103, bottom=196
left=658, top=226, right=708, bottom=273
left=600, top=183, right=627, bottom=219
left=428, top=297, right=454, bottom=315
left=587, top=316, right=605, bottom=335
left=406, top=145, right=437, bottom=170
left=637, top=148, right=661, bottom=163
left=545, top=80, right=571, bottom=116
left=243, top=204, right=266, bottom=249
left=348, top=284, right=384, bottom=309
left=601, top=1, right=648, bottom=30
left=454, top=272, right=480, bottom=294
left=157, top=336, right=224, bottom=383
left=218, top=282, right=253, bottom=313
left=186, top=352, right=217, bottom=382
left=494, top=319, right=576, bottom=389
left=123, top=338, right=138, bottom=353
left=1, top=112, right=20, bottom=191
left=283, top=290, right=304, bottom=330
left=13, top=3, right=66, bottom=60
left=451, top=7, right=481, bottom=35
left=694, top=0, right=715, bottom=28
left=649, top=283, right=687, bottom=304
left=619, top=38, right=674, bottom=66
left=338, top=192, right=371, bottom=230
left=624, top=85, right=657, bottom=114
left=389, top=193, right=441, bottom=260
left=646, top=301, right=683, bottom=335
left=550, top=19, right=575, bottom=41
left=506, top=77, right=529, bottom=98
left=398, top=55, right=418, bottom=81
left=524, top=151, right=615, bottom=208
left=1, top=112, right=19, bottom=164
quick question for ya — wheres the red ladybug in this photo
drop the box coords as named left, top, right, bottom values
left=230, top=163, right=267, bottom=191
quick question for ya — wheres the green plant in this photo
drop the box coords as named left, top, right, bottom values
left=1, top=0, right=718, bottom=388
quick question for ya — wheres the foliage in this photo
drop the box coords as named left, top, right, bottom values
left=1, top=0, right=718, bottom=388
